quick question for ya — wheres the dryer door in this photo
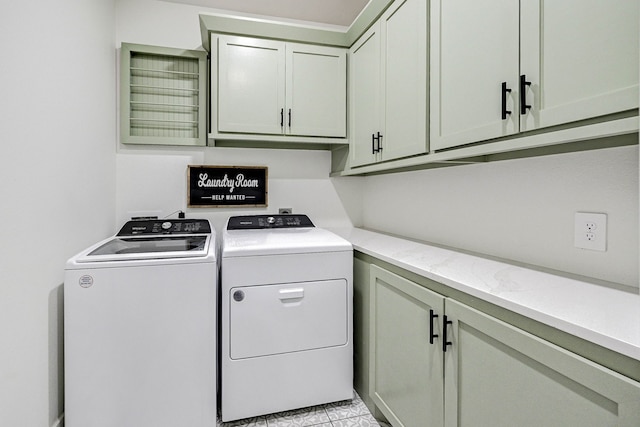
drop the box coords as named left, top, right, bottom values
left=229, top=279, right=348, bottom=359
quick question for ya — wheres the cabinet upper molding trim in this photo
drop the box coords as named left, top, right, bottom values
left=199, top=0, right=394, bottom=50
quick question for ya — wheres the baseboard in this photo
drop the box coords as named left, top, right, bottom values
left=51, top=413, right=64, bottom=427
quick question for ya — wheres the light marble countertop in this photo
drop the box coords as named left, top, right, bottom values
left=332, top=227, right=640, bottom=362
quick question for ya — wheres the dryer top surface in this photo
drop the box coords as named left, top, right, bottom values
left=222, top=227, right=352, bottom=258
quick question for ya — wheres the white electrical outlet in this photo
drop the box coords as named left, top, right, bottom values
left=574, top=212, right=607, bottom=251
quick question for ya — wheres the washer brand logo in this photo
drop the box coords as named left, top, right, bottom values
left=79, top=275, right=94, bottom=288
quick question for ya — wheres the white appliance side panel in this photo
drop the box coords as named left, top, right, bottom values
left=230, top=279, right=348, bottom=359
left=64, top=262, right=217, bottom=427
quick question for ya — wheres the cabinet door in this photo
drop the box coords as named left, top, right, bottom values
left=369, top=265, right=445, bottom=427
left=286, top=44, right=346, bottom=137
left=353, top=258, right=374, bottom=412
left=217, top=35, right=285, bottom=135
left=430, top=0, right=519, bottom=150
left=349, top=24, right=381, bottom=167
left=444, top=299, right=640, bottom=427
left=520, top=0, right=639, bottom=132
left=380, top=0, right=428, bottom=161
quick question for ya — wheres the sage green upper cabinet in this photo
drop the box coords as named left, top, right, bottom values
left=430, top=0, right=519, bottom=150
left=286, top=43, right=346, bottom=137
left=218, top=36, right=284, bottom=135
left=380, top=0, right=428, bottom=162
left=350, top=25, right=382, bottom=167
left=519, top=1, right=639, bottom=132
left=349, top=0, right=428, bottom=167
left=216, top=35, right=346, bottom=140
left=431, top=0, right=639, bottom=151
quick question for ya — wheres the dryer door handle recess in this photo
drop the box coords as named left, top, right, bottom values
left=279, top=288, right=304, bottom=300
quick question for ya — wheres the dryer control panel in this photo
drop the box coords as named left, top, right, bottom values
left=227, top=215, right=314, bottom=230
left=117, top=219, right=211, bottom=236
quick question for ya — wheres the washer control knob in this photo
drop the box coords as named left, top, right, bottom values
left=267, top=216, right=276, bottom=225
left=161, top=221, right=172, bottom=230
left=233, top=290, right=245, bottom=302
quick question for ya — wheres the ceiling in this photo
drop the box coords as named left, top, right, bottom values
left=162, top=0, right=371, bottom=27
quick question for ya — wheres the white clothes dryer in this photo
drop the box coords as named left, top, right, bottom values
left=64, top=219, right=217, bottom=427
left=220, top=214, right=353, bottom=422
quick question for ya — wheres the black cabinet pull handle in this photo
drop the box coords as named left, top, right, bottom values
left=442, top=315, right=453, bottom=352
left=288, top=109, right=291, bottom=127
left=371, top=132, right=383, bottom=154
left=520, top=74, right=531, bottom=115
left=501, top=82, right=512, bottom=120
left=429, top=309, right=439, bottom=344
left=280, top=108, right=284, bottom=127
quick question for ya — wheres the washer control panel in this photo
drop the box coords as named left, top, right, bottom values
left=117, top=219, right=211, bottom=236
left=227, top=214, right=314, bottom=230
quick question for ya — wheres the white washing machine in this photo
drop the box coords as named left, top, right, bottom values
left=64, top=219, right=217, bottom=427
left=220, top=214, right=353, bottom=422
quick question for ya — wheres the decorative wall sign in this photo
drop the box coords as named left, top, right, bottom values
left=188, top=165, right=268, bottom=207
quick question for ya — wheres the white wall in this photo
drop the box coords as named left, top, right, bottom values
left=115, top=0, right=360, bottom=232
left=0, top=1, right=117, bottom=426
left=115, top=146, right=361, bottom=232
left=361, top=143, right=639, bottom=287
left=0, top=1, right=633, bottom=424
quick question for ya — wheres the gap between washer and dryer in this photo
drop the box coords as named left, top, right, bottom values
left=217, top=391, right=388, bottom=427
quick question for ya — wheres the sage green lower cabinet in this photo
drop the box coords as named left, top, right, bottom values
left=353, top=258, right=373, bottom=411
left=369, top=265, right=445, bottom=426
left=367, top=263, right=640, bottom=427
left=445, top=299, right=640, bottom=427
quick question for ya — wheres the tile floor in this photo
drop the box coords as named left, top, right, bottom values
left=217, top=391, right=382, bottom=427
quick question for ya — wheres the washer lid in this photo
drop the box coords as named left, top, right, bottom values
left=70, top=234, right=213, bottom=264
left=222, top=227, right=352, bottom=257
